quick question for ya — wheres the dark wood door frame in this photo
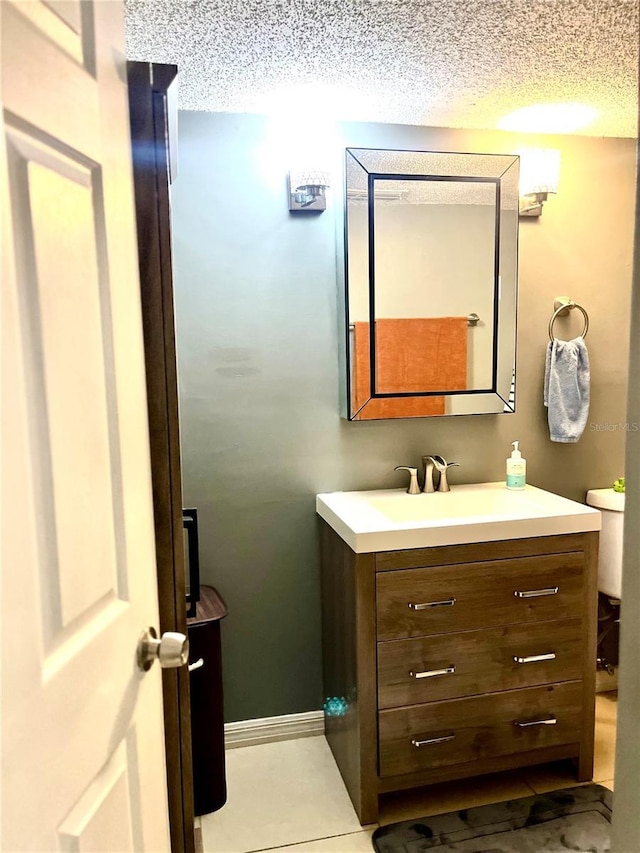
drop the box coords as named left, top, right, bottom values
left=128, top=60, right=195, bottom=853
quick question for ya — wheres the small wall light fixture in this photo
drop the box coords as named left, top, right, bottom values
left=516, top=148, right=560, bottom=217
left=288, top=168, right=331, bottom=212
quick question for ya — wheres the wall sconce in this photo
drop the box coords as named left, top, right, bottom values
left=516, top=148, right=560, bottom=217
left=288, top=169, right=330, bottom=212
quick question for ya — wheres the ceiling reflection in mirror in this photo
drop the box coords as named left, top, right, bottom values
left=344, top=148, right=519, bottom=420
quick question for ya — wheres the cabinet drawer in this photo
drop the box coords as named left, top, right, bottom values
left=378, top=681, right=583, bottom=778
left=377, top=618, right=583, bottom=708
left=376, top=553, right=584, bottom=641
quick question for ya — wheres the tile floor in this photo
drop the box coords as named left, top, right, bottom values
left=200, top=692, right=617, bottom=853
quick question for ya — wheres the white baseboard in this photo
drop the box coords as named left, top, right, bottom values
left=224, top=710, right=325, bottom=750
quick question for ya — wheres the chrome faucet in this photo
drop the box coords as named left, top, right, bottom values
left=422, top=455, right=460, bottom=492
left=394, top=466, right=421, bottom=495
left=421, top=456, right=437, bottom=493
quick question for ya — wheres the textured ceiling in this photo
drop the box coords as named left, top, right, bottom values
left=124, top=0, right=639, bottom=137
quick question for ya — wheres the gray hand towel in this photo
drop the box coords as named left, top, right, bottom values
left=544, top=337, right=590, bottom=443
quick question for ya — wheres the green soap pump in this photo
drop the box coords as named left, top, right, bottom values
left=506, top=441, right=526, bottom=490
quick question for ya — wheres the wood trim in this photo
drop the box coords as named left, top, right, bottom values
left=127, top=61, right=195, bottom=853
left=375, top=533, right=592, bottom=572
left=355, top=545, right=378, bottom=824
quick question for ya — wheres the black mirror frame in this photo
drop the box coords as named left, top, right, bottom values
left=342, top=147, right=520, bottom=421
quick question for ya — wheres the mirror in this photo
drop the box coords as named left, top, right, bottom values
left=343, top=147, right=519, bottom=420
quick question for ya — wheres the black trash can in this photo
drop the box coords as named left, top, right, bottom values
left=187, top=585, right=228, bottom=815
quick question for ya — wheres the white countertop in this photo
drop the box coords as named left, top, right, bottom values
left=316, top=482, right=601, bottom=553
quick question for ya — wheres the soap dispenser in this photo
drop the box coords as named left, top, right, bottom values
left=506, top=441, right=526, bottom=490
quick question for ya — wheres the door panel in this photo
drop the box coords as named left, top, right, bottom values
left=2, top=2, right=171, bottom=850
left=58, top=738, right=140, bottom=853
left=7, top=130, right=123, bottom=638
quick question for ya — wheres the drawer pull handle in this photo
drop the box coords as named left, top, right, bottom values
left=513, top=652, right=557, bottom=664
left=412, top=733, right=455, bottom=747
left=408, top=598, right=456, bottom=610
left=188, top=658, right=204, bottom=672
left=410, top=665, right=456, bottom=679
left=514, top=586, right=559, bottom=599
left=514, top=715, right=557, bottom=728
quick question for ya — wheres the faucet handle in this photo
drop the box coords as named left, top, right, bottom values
left=437, top=461, right=460, bottom=492
left=395, top=466, right=421, bottom=495
left=431, top=455, right=448, bottom=470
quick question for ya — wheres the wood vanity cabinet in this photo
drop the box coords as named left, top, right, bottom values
left=319, top=522, right=598, bottom=825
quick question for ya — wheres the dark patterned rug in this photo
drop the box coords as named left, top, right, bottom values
left=372, top=784, right=612, bottom=852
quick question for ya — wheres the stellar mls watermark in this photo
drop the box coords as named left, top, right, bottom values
left=589, top=422, right=639, bottom=432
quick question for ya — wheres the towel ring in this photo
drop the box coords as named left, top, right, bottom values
left=548, top=302, right=589, bottom=342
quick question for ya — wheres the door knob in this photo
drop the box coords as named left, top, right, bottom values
left=137, top=627, right=189, bottom=672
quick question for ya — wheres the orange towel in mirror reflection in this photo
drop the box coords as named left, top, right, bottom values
left=352, top=317, right=468, bottom=419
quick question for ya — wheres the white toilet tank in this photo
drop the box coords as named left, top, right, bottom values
left=586, top=488, right=625, bottom=599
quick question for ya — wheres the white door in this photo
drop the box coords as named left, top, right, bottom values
left=1, top=1, right=172, bottom=850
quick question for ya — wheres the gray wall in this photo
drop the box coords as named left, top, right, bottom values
left=171, top=111, right=636, bottom=722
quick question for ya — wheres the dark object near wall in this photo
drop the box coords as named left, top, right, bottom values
left=183, top=508, right=201, bottom=618
left=127, top=61, right=195, bottom=853
left=187, top=586, right=229, bottom=815
left=597, top=592, right=620, bottom=672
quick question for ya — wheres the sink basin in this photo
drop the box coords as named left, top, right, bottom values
left=316, top=482, right=601, bottom=553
